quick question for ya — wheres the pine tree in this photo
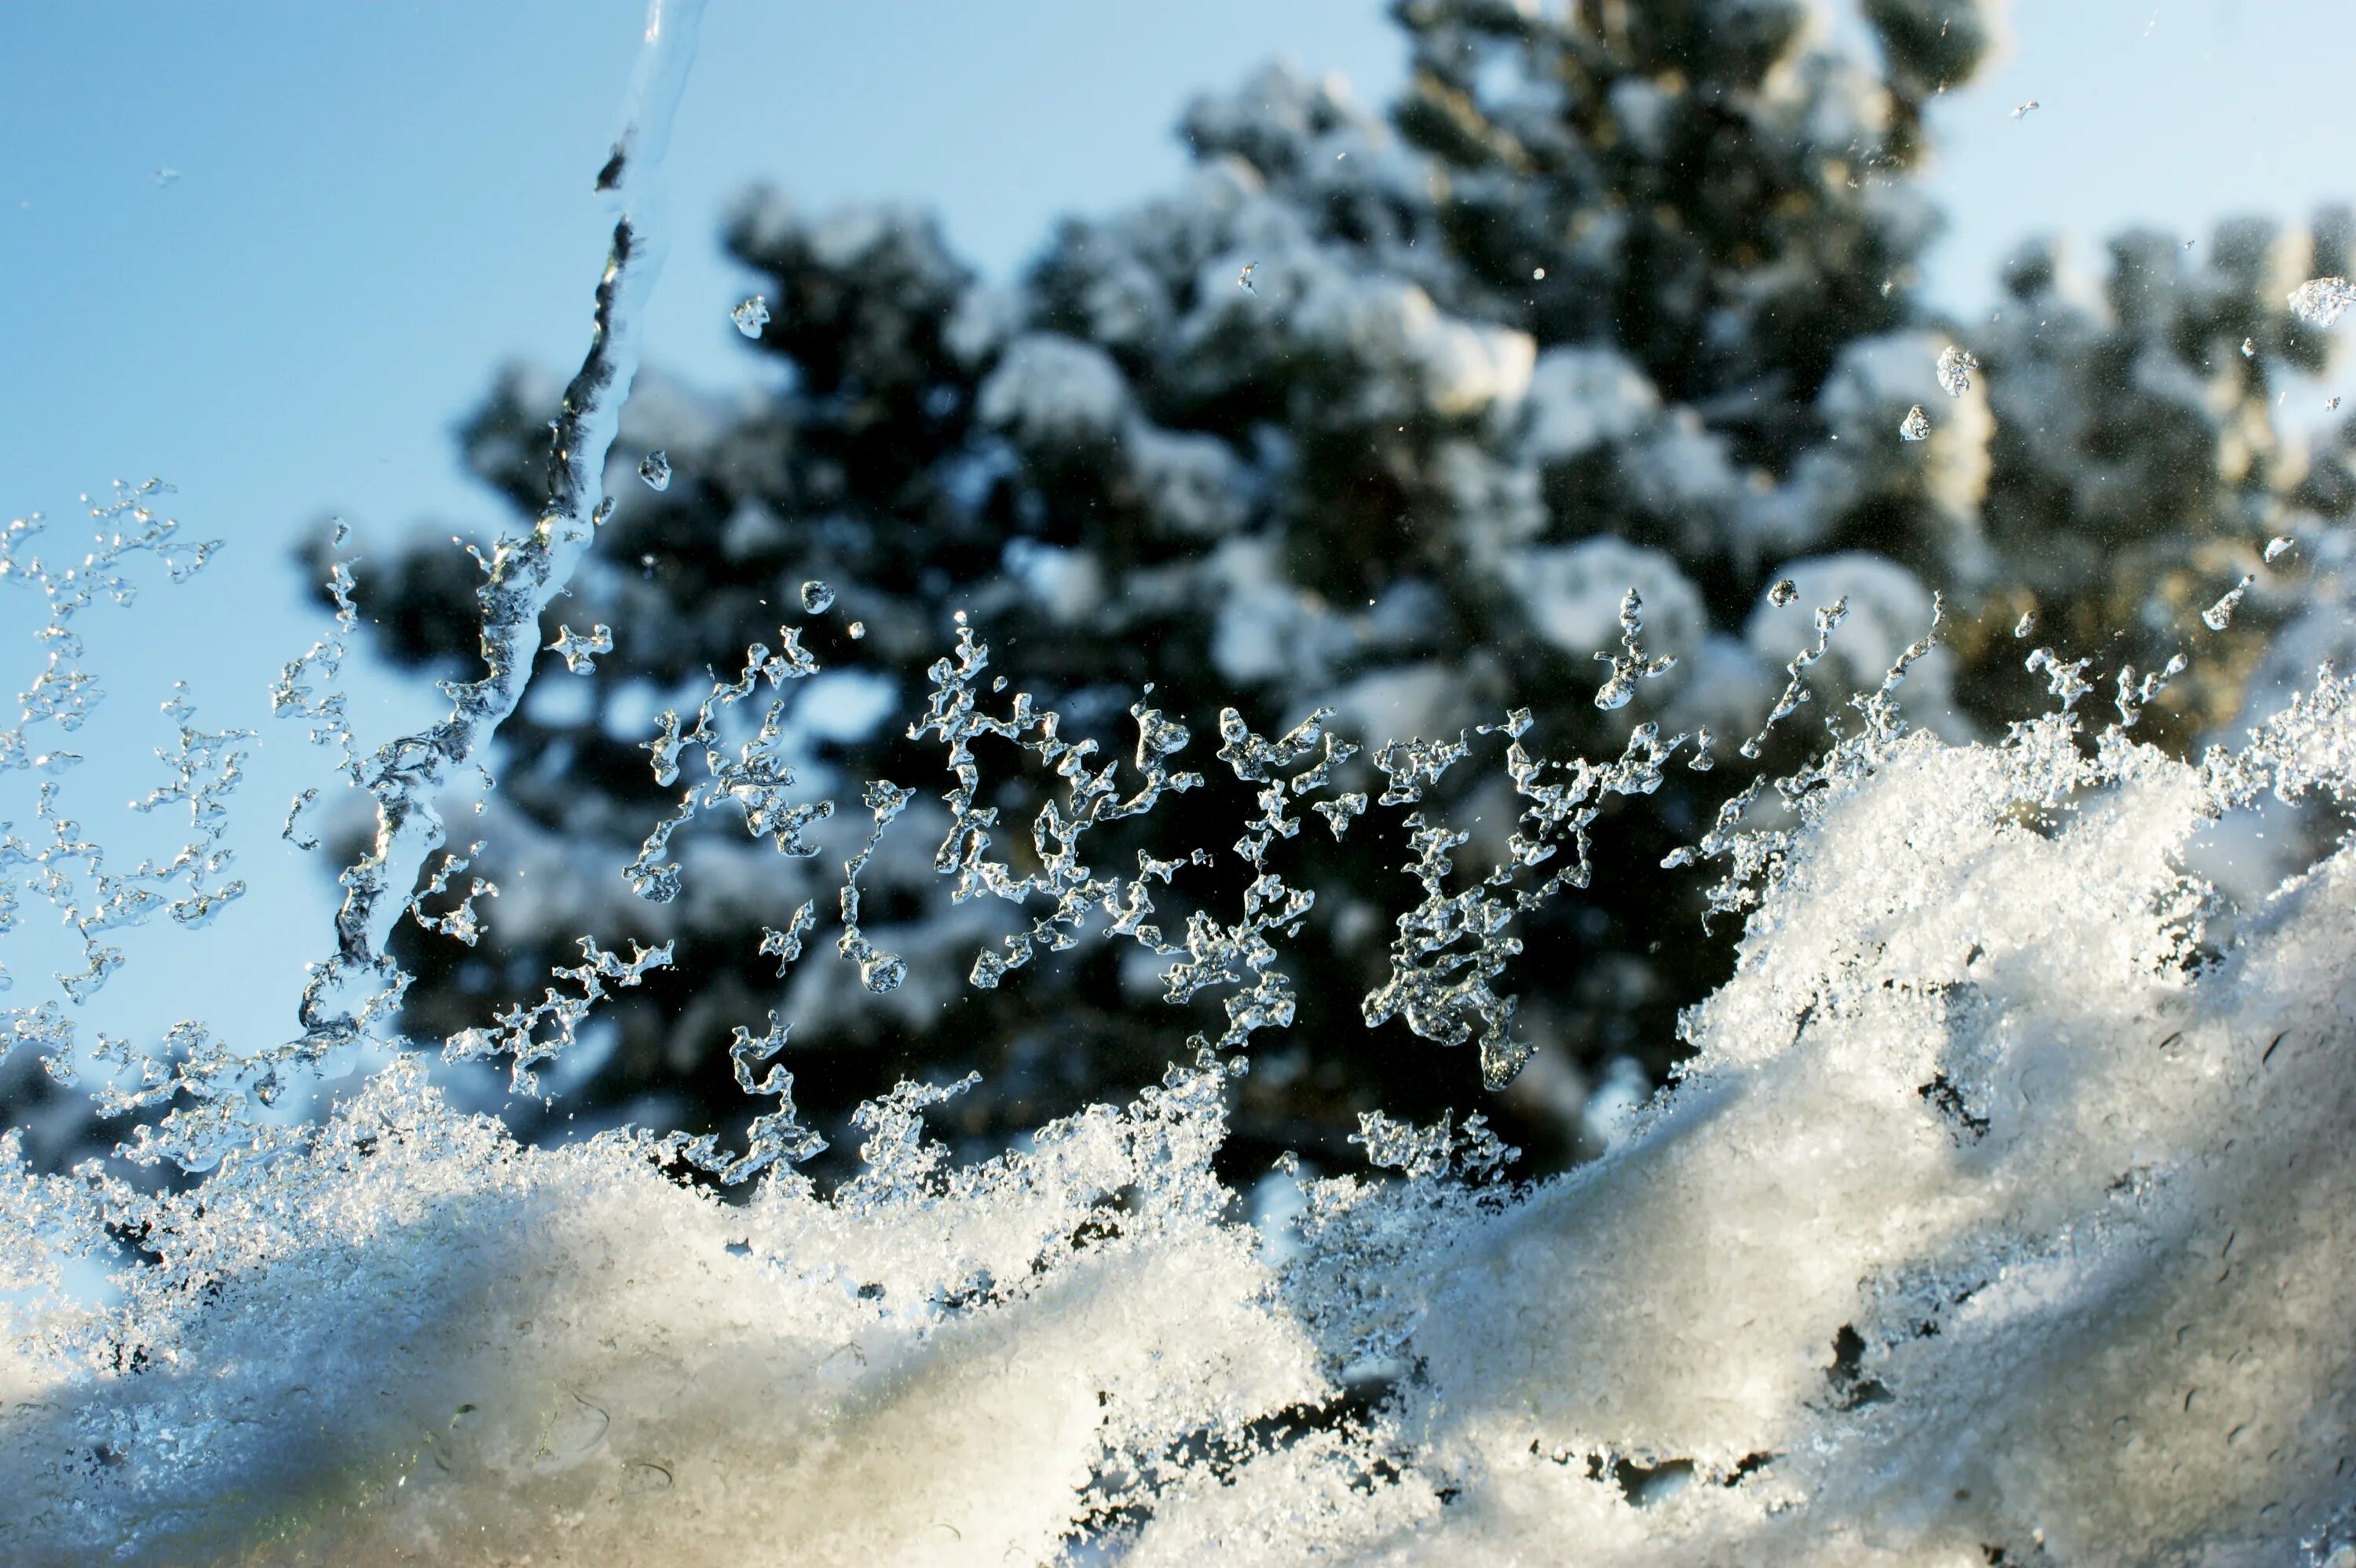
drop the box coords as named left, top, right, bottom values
left=328, top=0, right=2351, bottom=1178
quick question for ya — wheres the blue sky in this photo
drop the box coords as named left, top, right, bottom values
left=0, top=0, right=2345, bottom=1067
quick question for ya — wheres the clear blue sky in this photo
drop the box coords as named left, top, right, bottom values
left=0, top=0, right=2344, bottom=1066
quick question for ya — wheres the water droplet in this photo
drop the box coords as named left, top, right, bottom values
left=731, top=295, right=770, bottom=338
left=2011, top=99, right=2040, bottom=119
left=1898, top=404, right=1931, bottom=442
left=1768, top=579, right=1798, bottom=607
left=991, top=674, right=1008, bottom=693
left=152, top=167, right=180, bottom=188
left=798, top=579, right=835, bottom=614
left=847, top=621, right=866, bottom=640
left=1936, top=345, right=1979, bottom=397
left=2241, top=337, right=2256, bottom=359
left=2265, top=535, right=2296, bottom=564
left=2201, top=574, right=2254, bottom=632
left=1531, top=266, right=1546, bottom=280
left=639, top=552, right=657, bottom=579
left=1237, top=262, right=1257, bottom=294
left=2331, top=397, right=2343, bottom=412
left=637, top=450, right=671, bottom=491
left=2014, top=609, right=2037, bottom=639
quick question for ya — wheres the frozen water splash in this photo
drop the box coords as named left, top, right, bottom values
left=0, top=484, right=240, bottom=1023
left=1739, top=594, right=1850, bottom=761
left=2288, top=275, right=2356, bottom=328
left=2203, top=572, right=2254, bottom=631
left=547, top=621, right=613, bottom=674
left=1934, top=343, right=1978, bottom=397
left=627, top=626, right=827, bottom=902
left=444, top=934, right=673, bottom=1097
left=12, top=659, right=2356, bottom=1563
left=276, top=0, right=712, bottom=1095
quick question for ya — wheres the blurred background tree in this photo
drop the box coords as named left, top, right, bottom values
left=327, top=0, right=2353, bottom=1181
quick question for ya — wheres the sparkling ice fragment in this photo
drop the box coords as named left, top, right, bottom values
left=2289, top=276, right=2356, bottom=327
left=731, top=294, right=770, bottom=338
left=2202, top=573, right=2253, bottom=631
left=548, top=623, right=613, bottom=675
left=1935, top=345, right=1978, bottom=397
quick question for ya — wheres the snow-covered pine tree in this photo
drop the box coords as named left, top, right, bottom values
left=330, top=0, right=2351, bottom=1175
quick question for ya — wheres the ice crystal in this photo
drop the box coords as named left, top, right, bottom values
left=627, top=627, right=827, bottom=902
left=547, top=621, right=613, bottom=674
left=2203, top=572, right=2253, bottom=631
left=1934, top=343, right=1978, bottom=397
left=2288, top=275, right=2356, bottom=327
left=1739, top=594, right=1849, bottom=759
left=1590, top=587, right=1677, bottom=711
left=444, top=935, right=673, bottom=1096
